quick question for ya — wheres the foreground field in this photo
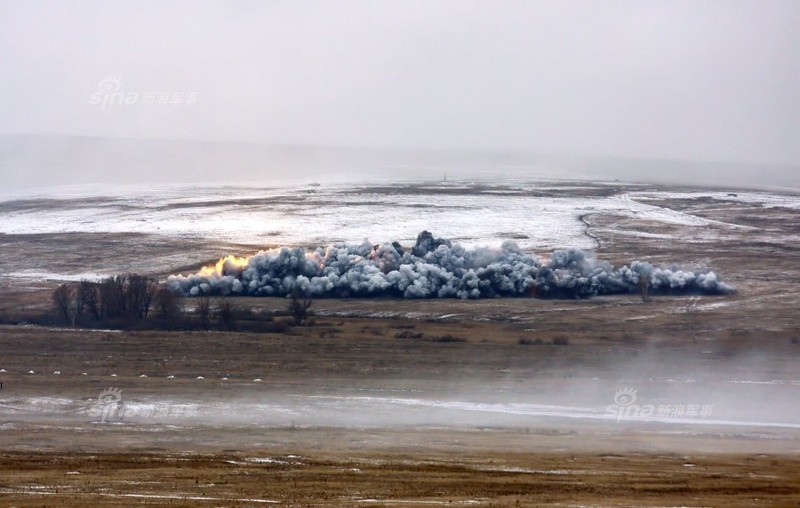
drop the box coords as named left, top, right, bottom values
left=2, top=451, right=799, bottom=507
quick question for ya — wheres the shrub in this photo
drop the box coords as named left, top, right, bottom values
left=155, top=286, right=183, bottom=327
left=288, top=288, right=312, bottom=326
left=395, top=331, right=423, bottom=339
left=431, top=335, right=467, bottom=343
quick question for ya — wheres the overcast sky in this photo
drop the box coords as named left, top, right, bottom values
left=1, top=0, right=798, bottom=166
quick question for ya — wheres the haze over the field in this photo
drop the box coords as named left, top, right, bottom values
left=1, top=0, right=799, bottom=189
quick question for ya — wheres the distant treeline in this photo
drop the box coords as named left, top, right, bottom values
left=36, top=274, right=311, bottom=332
left=52, top=274, right=177, bottom=326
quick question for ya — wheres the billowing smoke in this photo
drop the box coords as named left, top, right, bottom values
left=168, top=231, right=734, bottom=299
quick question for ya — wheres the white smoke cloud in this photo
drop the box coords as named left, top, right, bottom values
left=169, top=232, right=734, bottom=300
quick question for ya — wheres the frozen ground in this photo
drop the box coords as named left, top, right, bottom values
left=2, top=180, right=784, bottom=252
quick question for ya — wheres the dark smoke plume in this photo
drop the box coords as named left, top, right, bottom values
left=168, top=231, right=734, bottom=299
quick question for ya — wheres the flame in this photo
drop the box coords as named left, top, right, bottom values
left=195, top=248, right=325, bottom=278
left=198, top=255, right=251, bottom=277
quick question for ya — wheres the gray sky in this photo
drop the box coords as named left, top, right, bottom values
left=1, top=0, right=799, bottom=166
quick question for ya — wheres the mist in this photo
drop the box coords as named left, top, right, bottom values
left=1, top=1, right=799, bottom=190
left=9, top=345, right=800, bottom=454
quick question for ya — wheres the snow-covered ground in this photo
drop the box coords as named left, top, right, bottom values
left=0, top=181, right=770, bottom=252
left=3, top=179, right=798, bottom=286
left=633, top=190, right=800, bottom=210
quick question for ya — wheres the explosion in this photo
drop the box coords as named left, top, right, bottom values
left=169, top=231, right=735, bottom=299
left=198, top=255, right=251, bottom=277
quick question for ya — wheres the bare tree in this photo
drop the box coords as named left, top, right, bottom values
left=288, top=288, right=312, bottom=326
left=79, top=280, right=100, bottom=319
left=99, top=275, right=127, bottom=319
left=72, top=282, right=86, bottom=318
left=196, top=294, right=211, bottom=330
left=217, top=297, right=236, bottom=330
left=126, top=274, right=157, bottom=320
left=638, top=277, right=650, bottom=303
left=685, top=296, right=701, bottom=342
left=53, top=283, right=73, bottom=323
left=92, top=274, right=158, bottom=321
left=155, top=285, right=183, bottom=328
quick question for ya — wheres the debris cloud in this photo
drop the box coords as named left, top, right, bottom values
left=168, top=231, right=734, bottom=299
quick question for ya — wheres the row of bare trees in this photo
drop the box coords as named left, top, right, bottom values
left=191, top=291, right=310, bottom=330
left=53, top=275, right=182, bottom=326
left=193, top=295, right=239, bottom=330
left=52, top=276, right=312, bottom=331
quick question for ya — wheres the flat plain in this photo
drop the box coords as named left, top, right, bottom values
left=1, top=181, right=799, bottom=506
